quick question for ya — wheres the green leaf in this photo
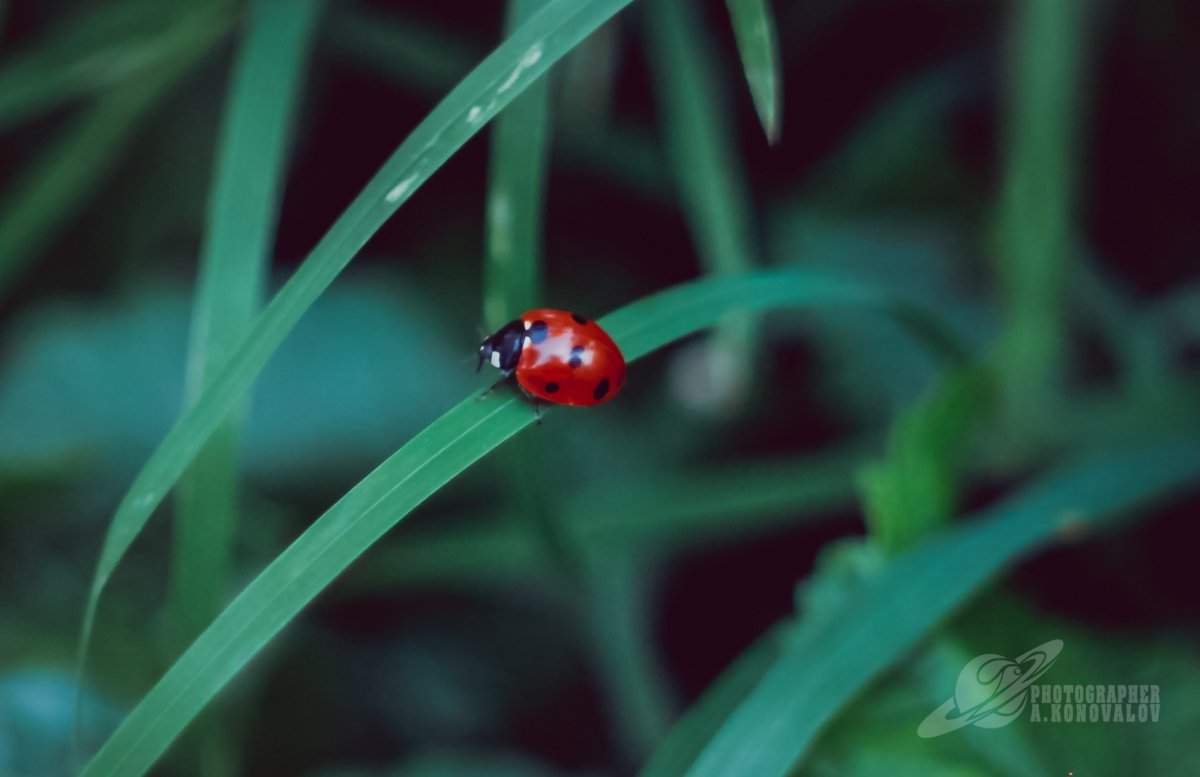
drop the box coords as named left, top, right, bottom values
left=79, top=269, right=935, bottom=776
left=674, top=440, right=1200, bottom=777
left=859, top=367, right=994, bottom=554
left=75, top=0, right=638, bottom=726
left=169, top=0, right=321, bottom=651
left=724, top=0, right=782, bottom=143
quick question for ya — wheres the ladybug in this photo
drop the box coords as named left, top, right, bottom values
left=477, top=309, right=626, bottom=412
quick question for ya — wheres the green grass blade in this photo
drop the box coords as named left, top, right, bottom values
left=724, top=0, right=782, bottom=143
left=678, top=440, right=1200, bottom=777
left=325, top=5, right=474, bottom=97
left=0, top=0, right=230, bottom=135
left=484, top=0, right=553, bottom=328
left=75, top=0, right=638, bottom=717
left=640, top=624, right=787, bottom=777
left=995, top=0, right=1086, bottom=423
left=79, top=269, right=929, bottom=776
left=170, top=0, right=321, bottom=650
left=0, top=12, right=225, bottom=300
left=342, top=443, right=867, bottom=593
left=646, top=0, right=761, bottom=410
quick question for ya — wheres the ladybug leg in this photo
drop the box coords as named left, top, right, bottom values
left=533, top=398, right=542, bottom=425
left=477, top=376, right=510, bottom=400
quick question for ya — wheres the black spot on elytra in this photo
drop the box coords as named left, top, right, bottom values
left=569, top=345, right=585, bottom=368
left=593, top=377, right=610, bottom=401
left=529, top=320, right=548, bottom=344
left=571, top=312, right=588, bottom=325
left=545, top=382, right=559, bottom=393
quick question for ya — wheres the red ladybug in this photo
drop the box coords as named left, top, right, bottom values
left=477, top=309, right=626, bottom=409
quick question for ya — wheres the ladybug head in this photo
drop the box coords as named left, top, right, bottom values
left=477, top=319, right=525, bottom=375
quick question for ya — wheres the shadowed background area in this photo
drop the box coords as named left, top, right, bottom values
left=1, top=0, right=1198, bottom=776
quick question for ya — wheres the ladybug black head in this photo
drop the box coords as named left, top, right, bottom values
left=477, top=319, right=525, bottom=375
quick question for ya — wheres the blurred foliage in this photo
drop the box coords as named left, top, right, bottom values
left=0, top=0, right=1197, bottom=775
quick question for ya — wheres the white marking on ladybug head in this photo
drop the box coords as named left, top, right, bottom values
left=523, top=319, right=532, bottom=330
left=490, top=351, right=502, bottom=369
left=523, top=336, right=532, bottom=348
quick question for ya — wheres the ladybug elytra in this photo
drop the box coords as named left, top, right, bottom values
left=477, top=309, right=626, bottom=408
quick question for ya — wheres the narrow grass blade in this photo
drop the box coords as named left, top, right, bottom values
left=75, top=0, right=638, bottom=719
left=170, top=0, right=321, bottom=650
left=646, top=0, right=760, bottom=410
left=640, top=624, right=787, bottom=777
left=995, top=0, right=1087, bottom=423
left=725, top=0, right=782, bottom=143
left=0, top=13, right=226, bottom=299
left=79, top=269, right=933, bottom=776
left=678, top=440, right=1200, bottom=777
left=0, top=0, right=230, bottom=134
left=484, top=0, right=553, bottom=328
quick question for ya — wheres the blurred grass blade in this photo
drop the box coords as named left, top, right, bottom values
left=859, top=367, right=994, bottom=555
left=170, top=0, right=321, bottom=650
left=484, top=0, right=552, bottom=328
left=640, top=624, right=787, bottom=777
left=75, top=0, right=639, bottom=713
left=678, top=440, right=1200, bottom=777
left=646, top=0, right=760, bottom=410
left=724, top=0, right=782, bottom=143
left=325, top=5, right=474, bottom=96
left=0, top=13, right=226, bottom=300
left=80, top=269, right=935, bottom=776
left=0, top=0, right=229, bottom=134
left=995, top=0, right=1086, bottom=423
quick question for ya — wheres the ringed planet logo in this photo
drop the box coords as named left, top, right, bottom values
left=918, top=639, right=1063, bottom=738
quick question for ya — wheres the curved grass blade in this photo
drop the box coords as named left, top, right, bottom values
left=725, top=0, right=782, bottom=143
left=677, top=440, right=1200, bottom=777
left=75, top=0, right=637, bottom=726
left=80, top=269, right=929, bottom=776
left=170, top=0, right=321, bottom=653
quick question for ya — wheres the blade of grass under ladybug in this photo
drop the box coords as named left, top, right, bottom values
left=336, top=440, right=868, bottom=594
left=78, top=269, right=933, bottom=777
left=0, top=8, right=227, bottom=301
left=74, top=0, right=639, bottom=736
left=725, top=0, right=783, bottom=143
left=646, top=0, right=760, bottom=411
left=671, top=441, right=1200, bottom=777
